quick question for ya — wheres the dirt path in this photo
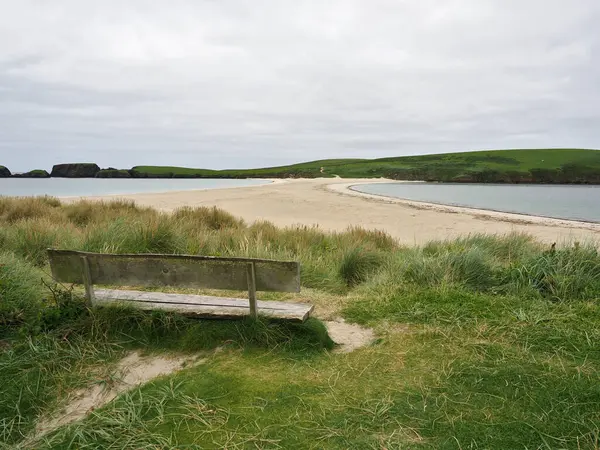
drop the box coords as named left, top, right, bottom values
left=23, top=321, right=375, bottom=447
left=28, top=351, right=203, bottom=445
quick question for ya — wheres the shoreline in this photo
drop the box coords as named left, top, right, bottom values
left=54, top=178, right=279, bottom=200
left=60, top=178, right=600, bottom=244
left=328, top=181, right=600, bottom=231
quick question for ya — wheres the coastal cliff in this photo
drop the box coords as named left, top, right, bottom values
left=51, top=163, right=100, bottom=178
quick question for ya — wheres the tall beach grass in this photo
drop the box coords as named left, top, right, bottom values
left=0, top=195, right=599, bottom=449
left=1, top=195, right=598, bottom=303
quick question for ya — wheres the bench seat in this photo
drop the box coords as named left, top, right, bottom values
left=95, top=289, right=314, bottom=322
left=47, top=249, right=313, bottom=322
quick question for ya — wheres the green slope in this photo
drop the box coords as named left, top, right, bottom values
left=373, top=148, right=600, bottom=169
left=131, top=158, right=366, bottom=178
left=131, top=149, right=600, bottom=183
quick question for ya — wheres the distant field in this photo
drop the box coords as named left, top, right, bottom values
left=131, top=148, right=600, bottom=183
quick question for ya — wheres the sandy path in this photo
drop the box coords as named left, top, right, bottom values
left=73, top=178, right=600, bottom=245
left=26, top=351, right=203, bottom=446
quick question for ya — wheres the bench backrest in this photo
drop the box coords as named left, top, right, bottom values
left=47, top=249, right=301, bottom=293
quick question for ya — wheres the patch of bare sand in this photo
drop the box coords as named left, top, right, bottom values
left=32, top=351, right=203, bottom=440
left=69, top=178, right=600, bottom=245
left=326, top=318, right=375, bottom=353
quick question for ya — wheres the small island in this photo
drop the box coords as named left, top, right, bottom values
left=11, top=169, right=50, bottom=178
left=50, top=163, right=101, bottom=178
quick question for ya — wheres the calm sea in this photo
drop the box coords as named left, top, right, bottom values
left=352, top=182, right=600, bottom=223
left=0, top=178, right=270, bottom=197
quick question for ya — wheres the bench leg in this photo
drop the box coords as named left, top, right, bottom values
left=246, top=262, right=257, bottom=318
left=81, top=256, right=95, bottom=306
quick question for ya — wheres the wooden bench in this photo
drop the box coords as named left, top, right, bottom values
left=47, top=249, right=313, bottom=322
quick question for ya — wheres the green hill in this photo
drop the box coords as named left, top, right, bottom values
left=131, top=148, right=600, bottom=183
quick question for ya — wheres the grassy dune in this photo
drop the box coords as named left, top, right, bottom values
left=131, top=148, right=600, bottom=183
left=1, top=197, right=599, bottom=448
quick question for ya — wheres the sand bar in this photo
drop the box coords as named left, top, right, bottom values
left=69, top=178, right=600, bottom=245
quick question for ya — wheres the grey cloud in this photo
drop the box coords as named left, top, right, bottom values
left=1, top=0, right=599, bottom=171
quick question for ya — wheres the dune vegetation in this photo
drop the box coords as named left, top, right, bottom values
left=0, top=196, right=599, bottom=448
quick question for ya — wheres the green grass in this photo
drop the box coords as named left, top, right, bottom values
left=7, top=148, right=600, bottom=182
left=0, top=197, right=599, bottom=448
left=131, top=158, right=366, bottom=178
left=95, top=169, right=131, bottom=178
left=376, top=148, right=600, bottom=170
left=129, top=148, right=600, bottom=183
left=338, top=247, right=384, bottom=287
left=0, top=252, right=46, bottom=328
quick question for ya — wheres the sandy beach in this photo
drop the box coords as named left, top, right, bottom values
left=74, top=178, right=600, bottom=245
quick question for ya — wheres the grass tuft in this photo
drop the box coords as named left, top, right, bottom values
left=338, top=247, right=383, bottom=287
left=445, top=246, right=498, bottom=290
left=0, top=252, right=45, bottom=330
left=0, top=196, right=62, bottom=224
left=345, top=226, right=398, bottom=251
left=173, top=206, right=244, bottom=230
left=7, top=219, right=79, bottom=266
left=510, top=242, right=600, bottom=301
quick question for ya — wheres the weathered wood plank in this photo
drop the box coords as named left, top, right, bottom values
left=98, top=300, right=310, bottom=320
left=94, top=289, right=311, bottom=311
left=93, top=289, right=313, bottom=322
left=80, top=256, right=95, bottom=306
left=48, top=249, right=300, bottom=293
left=246, top=262, right=257, bottom=318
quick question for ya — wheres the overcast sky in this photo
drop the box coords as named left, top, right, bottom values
left=1, top=1, right=599, bottom=171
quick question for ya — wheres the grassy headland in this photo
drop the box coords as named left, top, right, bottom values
left=131, top=148, right=600, bottom=183
left=0, top=196, right=599, bottom=448
left=3, top=148, right=600, bottom=183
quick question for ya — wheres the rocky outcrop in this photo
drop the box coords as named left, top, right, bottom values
left=11, top=169, right=50, bottom=178
left=96, top=169, right=132, bottom=178
left=51, top=163, right=100, bottom=178
left=0, top=166, right=11, bottom=177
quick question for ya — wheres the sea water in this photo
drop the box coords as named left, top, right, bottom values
left=352, top=182, right=600, bottom=223
left=0, top=178, right=270, bottom=197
